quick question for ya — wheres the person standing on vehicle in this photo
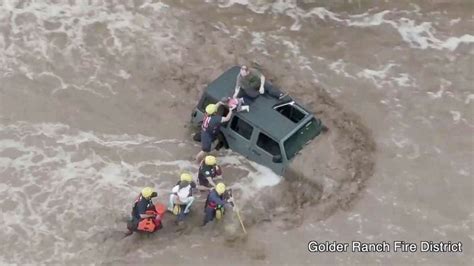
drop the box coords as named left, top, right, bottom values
left=195, top=103, right=233, bottom=163
left=232, top=65, right=288, bottom=101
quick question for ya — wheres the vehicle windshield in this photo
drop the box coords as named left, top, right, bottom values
left=284, top=118, right=320, bottom=160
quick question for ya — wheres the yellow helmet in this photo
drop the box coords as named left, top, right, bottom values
left=205, top=104, right=217, bottom=115
left=180, top=173, right=193, bottom=182
left=141, top=187, right=156, bottom=199
left=204, top=155, right=217, bottom=166
left=215, top=183, right=226, bottom=195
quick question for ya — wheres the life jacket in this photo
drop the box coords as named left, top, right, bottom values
left=206, top=190, right=224, bottom=209
left=216, top=208, right=224, bottom=220
left=137, top=217, right=157, bottom=232
left=201, top=114, right=221, bottom=136
left=132, top=194, right=159, bottom=233
left=172, top=204, right=182, bottom=216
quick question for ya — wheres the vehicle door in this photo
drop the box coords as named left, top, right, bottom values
left=247, top=130, right=285, bottom=175
left=221, top=115, right=254, bottom=158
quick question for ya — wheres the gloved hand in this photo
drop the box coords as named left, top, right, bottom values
left=215, top=166, right=222, bottom=176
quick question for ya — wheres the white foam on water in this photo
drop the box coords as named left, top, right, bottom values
left=212, top=150, right=282, bottom=200
left=465, top=94, right=474, bottom=104
left=247, top=161, right=281, bottom=188
left=441, top=34, right=474, bottom=51
left=388, top=130, right=422, bottom=160
left=303, top=7, right=344, bottom=22
left=0, top=121, right=283, bottom=263
left=0, top=0, right=175, bottom=98
left=348, top=13, right=474, bottom=51
left=449, top=111, right=461, bottom=123
left=347, top=10, right=391, bottom=27
left=0, top=121, right=193, bottom=262
left=392, top=73, right=413, bottom=87
left=231, top=162, right=282, bottom=202
left=357, top=63, right=397, bottom=88
left=212, top=21, right=231, bottom=34
left=250, top=32, right=270, bottom=56
left=216, top=0, right=270, bottom=14
left=449, top=18, right=461, bottom=26
left=427, top=78, right=452, bottom=100
left=329, top=59, right=356, bottom=79
left=215, top=1, right=474, bottom=52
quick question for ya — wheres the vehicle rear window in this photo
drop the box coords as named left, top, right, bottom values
left=257, top=133, right=281, bottom=156
left=284, top=118, right=320, bottom=160
left=230, top=116, right=253, bottom=140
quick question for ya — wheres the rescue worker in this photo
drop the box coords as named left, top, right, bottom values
left=202, top=183, right=233, bottom=226
left=168, top=173, right=197, bottom=222
left=195, top=103, right=233, bottom=163
left=126, top=187, right=162, bottom=235
left=197, top=155, right=222, bottom=190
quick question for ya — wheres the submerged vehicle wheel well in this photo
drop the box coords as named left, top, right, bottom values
left=191, top=131, right=229, bottom=150
left=219, top=132, right=229, bottom=149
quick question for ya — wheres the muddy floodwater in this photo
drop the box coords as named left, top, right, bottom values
left=0, top=0, right=473, bottom=265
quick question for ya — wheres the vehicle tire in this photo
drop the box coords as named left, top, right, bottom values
left=215, top=133, right=228, bottom=151
left=322, top=125, right=329, bottom=133
left=193, top=131, right=201, bottom=142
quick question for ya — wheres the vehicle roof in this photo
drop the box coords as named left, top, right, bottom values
left=205, top=66, right=313, bottom=141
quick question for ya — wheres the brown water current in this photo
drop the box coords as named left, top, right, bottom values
left=0, top=0, right=473, bottom=265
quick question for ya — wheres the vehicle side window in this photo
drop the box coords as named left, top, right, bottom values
left=230, top=116, right=253, bottom=140
left=257, top=133, right=281, bottom=156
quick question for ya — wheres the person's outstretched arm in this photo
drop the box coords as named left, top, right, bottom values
left=233, top=74, right=242, bottom=98
left=209, top=191, right=227, bottom=206
left=221, top=108, right=233, bottom=123
left=206, top=177, right=217, bottom=187
left=259, top=74, right=266, bottom=94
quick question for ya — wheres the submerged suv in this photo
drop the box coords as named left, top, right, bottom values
left=190, top=66, right=325, bottom=175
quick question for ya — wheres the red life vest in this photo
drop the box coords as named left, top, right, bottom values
left=137, top=217, right=156, bottom=232
left=133, top=194, right=159, bottom=233
left=206, top=190, right=224, bottom=209
left=208, top=201, right=217, bottom=209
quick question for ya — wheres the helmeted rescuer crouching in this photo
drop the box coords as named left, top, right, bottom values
left=168, top=173, right=197, bottom=222
left=127, top=187, right=163, bottom=233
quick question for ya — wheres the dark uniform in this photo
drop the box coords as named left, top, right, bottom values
left=197, top=162, right=222, bottom=188
left=201, top=114, right=223, bottom=152
left=202, top=189, right=229, bottom=226
left=128, top=195, right=162, bottom=232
